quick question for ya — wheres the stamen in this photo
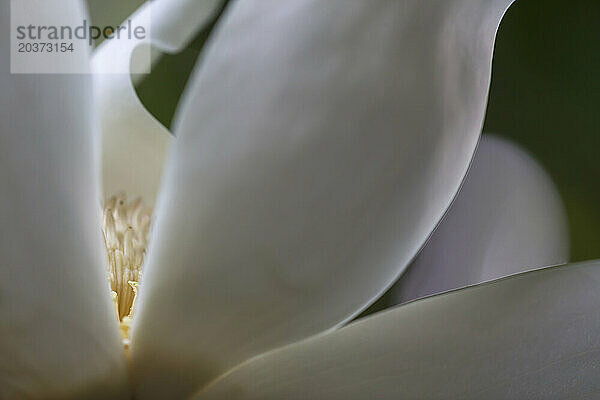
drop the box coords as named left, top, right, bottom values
left=101, top=193, right=152, bottom=350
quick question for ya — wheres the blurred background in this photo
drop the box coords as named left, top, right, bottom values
left=87, top=0, right=600, bottom=262
left=485, top=1, right=600, bottom=262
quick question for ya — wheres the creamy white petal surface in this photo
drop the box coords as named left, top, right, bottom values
left=92, top=0, right=223, bottom=204
left=132, top=0, right=515, bottom=397
left=0, top=1, right=128, bottom=398
left=195, top=261, right=600, bottom=400
left=391, top=134, right=569, bottom=304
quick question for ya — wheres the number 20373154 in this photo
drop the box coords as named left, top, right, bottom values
left=17, top=42, right=74, bottom=53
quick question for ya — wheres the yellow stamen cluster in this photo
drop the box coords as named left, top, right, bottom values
left=102, top=194, right=151, bottom=350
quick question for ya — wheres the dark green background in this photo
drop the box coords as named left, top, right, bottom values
left=485, top=1, right=600, bottom=261
left=88, top=0, right=600, bottom=262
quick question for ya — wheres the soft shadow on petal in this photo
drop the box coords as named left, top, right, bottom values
left=92, top=0, right=223, bottom=204
left=390, top=134, right=569, bottom=304
left=0, top=1, right=129, bottom=398
left=194, top=261, right=600, bottom=400
left=132, top=0, right=514, bottom=397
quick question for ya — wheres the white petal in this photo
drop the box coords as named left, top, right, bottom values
left=92, top=0, right=223, bottom=204
left=195, top=261, right=600, bottom=399
left=132, top=0, right=514, bottom=397
left=390, top=135, right=569, bottom=304
left=0, top=1, right=128, bottom=398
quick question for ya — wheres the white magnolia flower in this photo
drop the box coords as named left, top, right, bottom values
left=2, top=0, right=597, bottom=399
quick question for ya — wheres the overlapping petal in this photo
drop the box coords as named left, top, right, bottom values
left=391, top=134, right=569, bottom=304
left=92, top=0, right=223, bottom=204
left=195, top=261, right=600, bottom=399
left=131, top=0, right=515, bottom=397
left=0, top=1, right=128, bottom=397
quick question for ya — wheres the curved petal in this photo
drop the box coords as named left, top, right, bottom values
left=0, top=1, right=128, bottom=398
left=132, top=0, right=514, bottom=397
left=92, top=0, right=223, bottom=204
left=390, top=135, right=569, bottom=304
left=195, top=261, right=600, bottom=399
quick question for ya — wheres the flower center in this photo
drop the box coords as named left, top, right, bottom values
left=101, top=194, right=152, bottom=351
